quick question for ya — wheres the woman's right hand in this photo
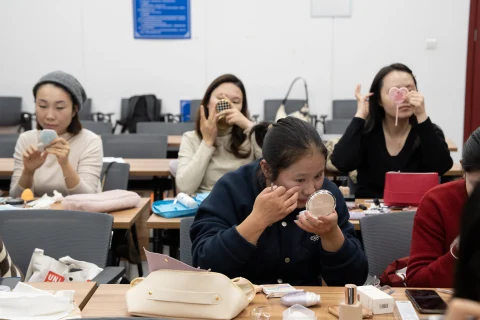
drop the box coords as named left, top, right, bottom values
left=23, top=145, right=48, bottom=175
left=200, top=104, right=218, bottom=146
left=354, top=84, right=373, bottom=120
left=251, top=185, right=300, bottom=228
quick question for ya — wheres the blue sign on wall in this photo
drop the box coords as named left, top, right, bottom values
left=133, top=0, right=191, bottom=39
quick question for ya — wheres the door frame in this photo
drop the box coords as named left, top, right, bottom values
left=465, top=0, right=480, bottom=141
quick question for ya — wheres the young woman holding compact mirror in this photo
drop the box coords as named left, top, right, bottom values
left=190, top=117, right=368, bottom=286
left=331, top=63, right=453, bottom=198
left=9, top=71, right=103, bottom=197
left=176, top=74, right=262, bottom=195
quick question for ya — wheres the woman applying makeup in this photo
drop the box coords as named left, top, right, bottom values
left=176, top=74, right=261, bottom=195
left=331, top=63, right=453, bottom=198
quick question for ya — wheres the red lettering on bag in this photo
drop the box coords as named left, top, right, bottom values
left=45, top=271, right=65, bottom=282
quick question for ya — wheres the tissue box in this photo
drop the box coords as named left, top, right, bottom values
left=357, top=285, right=394, bottom=315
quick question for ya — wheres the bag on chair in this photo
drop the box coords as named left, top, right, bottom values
left=275, top=77, right=311, bottom=123
left=25, top=248, right=103, bottom=282
left=126, top=270, right=256, bottom=319
left=383, top=172, right=439, bottom=206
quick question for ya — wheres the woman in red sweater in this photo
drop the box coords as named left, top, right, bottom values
left=406, top=127, right=480, bottom=288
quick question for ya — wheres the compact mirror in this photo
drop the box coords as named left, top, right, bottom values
left=305, top=190, right=336, bottom=217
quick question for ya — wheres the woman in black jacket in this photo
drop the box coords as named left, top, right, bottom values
left=331, top=63, right=453, bottom=198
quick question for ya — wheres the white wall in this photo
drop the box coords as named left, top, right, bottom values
left=0, top=0, right=470, bottom=160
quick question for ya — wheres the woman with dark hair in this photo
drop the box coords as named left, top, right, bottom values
left=331, top=63, right=453, bottom=198
left=190, top=117, right=368, bottom=286
left=10, top=71, right=103, bottom=197
left=176, top=74, right=261, bottom=195
left=407, top=127, right=480, bottom=288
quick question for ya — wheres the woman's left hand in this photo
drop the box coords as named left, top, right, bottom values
left=295, top=210, right=338, bottom=237
left=46, top=138, right=71, bottom=167
left=217, top=96, right=252, bottom=130
left=406, top=91, right=428, bottom=123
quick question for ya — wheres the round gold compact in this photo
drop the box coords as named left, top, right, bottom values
left=306, top=190, right=336, bottom=217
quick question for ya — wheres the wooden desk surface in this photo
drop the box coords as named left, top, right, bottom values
left=51, top=197, right=151, bottom=229
left=0, top=158, right=172, bottom=177
left=446, top=138, right=457, bottom=152
left=146, top=199, right=413, bottom=232
left=0, top=158, right=462, bottom=178
left=29, top=281, right=97, bottom=310
left=81, top=284, right=451, bottom=319
left=168, top=135, right=182, bottom=148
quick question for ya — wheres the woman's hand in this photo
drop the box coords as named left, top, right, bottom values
left=200, top=104, right=218, bottom=146
left=295, top=210, right=339, bottom=236
left=406, top=91, right=427, bottom=123
left=217, top=108, right=252, bottom=130
left=251, top=185, right=300, bottom=228
left=23, top=145, right=48, bottom=174
left=295, top=210, right=345, bottom=252
left=45, top=138, right=71, bottom=167
left=354, top=84, right=373, bottom=120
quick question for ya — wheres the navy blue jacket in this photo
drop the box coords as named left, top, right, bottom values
left=190, top=160, right=368, bottom=286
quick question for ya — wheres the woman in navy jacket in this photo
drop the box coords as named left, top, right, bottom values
left=190, top=117, right=368, bottom=286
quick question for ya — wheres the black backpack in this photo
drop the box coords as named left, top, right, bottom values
left=123, top=95, right=160, bottom=133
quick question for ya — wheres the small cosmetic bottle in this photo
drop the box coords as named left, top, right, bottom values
left=280, top=291, right=321, bottom=307
left=339, top=284, right=362, bottom=320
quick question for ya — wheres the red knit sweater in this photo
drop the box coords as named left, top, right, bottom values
left=406, top=179, right=468, bottom=288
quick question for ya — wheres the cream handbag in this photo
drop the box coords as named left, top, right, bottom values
left=126, top=269, right=256, bottom=319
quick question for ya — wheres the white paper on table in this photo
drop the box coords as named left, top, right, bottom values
left=26, top=191, right=64, bottom=209
left=102, top=157, right=125, bottom=163
left=0, top=282, right=75, bottom=320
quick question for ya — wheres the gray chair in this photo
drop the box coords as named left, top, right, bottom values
left=360, top=211, right=416, bottom=278
left=101, top=162, right=130, bottom=191
left=324, top=119, right=351, bottom=134
left=82, top=120, right=113, bottom=135
left=332, top=100, right=357, bottom=119
left=101, top=134, right=168, bottom=158
left=137, top=122, right=194, bottom=135
left=263, top=99, right=306, bottom=122
left=189, top=99, right=202, bottom=122
left=180, top=217, right=195, bottom=266
left=0, top=97, right=32, bottom=132
left=0, top=209, right=123, bottom=283
left=78, top=98, right=93, bottom=121
left=0, top=134, right=19, bottom=157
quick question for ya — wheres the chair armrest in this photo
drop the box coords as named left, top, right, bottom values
left=92, top=266, right=125, bottom=284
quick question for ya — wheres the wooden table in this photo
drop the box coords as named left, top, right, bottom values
left=0, top=158, right=462, bottom=179
left=0, top=158, right=173, bottom=177
left=81, top=284, right=452, bottom=318
left=29, top=281, right=97, bottom=310
left=167, top=135, right=182, bottom=148
left=51, top=197, right=151, bottom=229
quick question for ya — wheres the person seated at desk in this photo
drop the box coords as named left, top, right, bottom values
left=176, top=74, right=261, bottom=195
left=444, top=182, right=480, bottom=319
left=331, top=63, right=453, bottom=198
left=407, top=127, right=480, bottom=288
left=190, top=117, right=368, bottom=286
left=9, top=71, right=103, bottom=198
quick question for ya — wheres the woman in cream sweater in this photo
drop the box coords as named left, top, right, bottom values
left=9, top=71, right=103, bottom=197
left=176, top=74, right=262, bottom=195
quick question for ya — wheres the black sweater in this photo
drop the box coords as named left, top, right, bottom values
left=190, top=160, right=368, bottom=286
left=331, top=117, right=453, bottom=198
